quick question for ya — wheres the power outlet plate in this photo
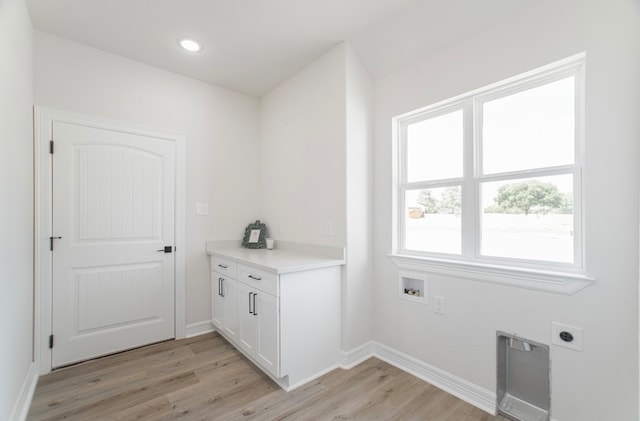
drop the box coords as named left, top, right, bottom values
left=551, top=322, right=583, bottom=351
left=434, top=296, right=445, bottom=315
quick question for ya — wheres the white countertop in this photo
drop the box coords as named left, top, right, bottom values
left=206, top=241, right=345, bottom=274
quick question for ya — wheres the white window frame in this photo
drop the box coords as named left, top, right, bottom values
left=391, top=54, right=593, bottom=294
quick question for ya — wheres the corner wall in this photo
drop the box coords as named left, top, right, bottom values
left=372, top=0, right=640, bottom=419
left=344, top=46, right=374, bottom=350
left=259, top=44, right=347, bottom=246
left=259, top=43, right=374, bottom=352
left=0, top=0, right=35, bottom=419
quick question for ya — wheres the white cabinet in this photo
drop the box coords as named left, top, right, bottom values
left=207, top=244, right=344, bottom=391
left=256, top=291, right=278, bottom=374
left=211, top=272, right=238, bottom=340
left=211, top=273, right=225, bottom=327
left=222, top=278, right=238, bottom=338
left=210, top=257, right=238, bottom=341
left=237, top=281, right=279, bottom=376
left=237, top=281, right=257, bottom=353
left=211, top=272, right=238, bottom=338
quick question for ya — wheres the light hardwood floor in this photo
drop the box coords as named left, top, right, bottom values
left=28, top=332, right=506, bottom=420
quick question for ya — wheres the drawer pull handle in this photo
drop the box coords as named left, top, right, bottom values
left=218, top=264, right=228, bottom=269
left=253, top=293, right=258, bottom=316
left=248, top=274, right=262, bottom=281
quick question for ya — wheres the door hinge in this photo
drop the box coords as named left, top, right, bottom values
left=49, top=140, right=54, bottom=154
left=49, top=334, right=54, bottom=349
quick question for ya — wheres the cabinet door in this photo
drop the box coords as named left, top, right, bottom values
left=222, top=277, right=237, bottom=340
left=255, top=291, right=279, bottom=377
left=237, top=281, right=257, bottom=355
left=211, top=273, right=225, bottom=329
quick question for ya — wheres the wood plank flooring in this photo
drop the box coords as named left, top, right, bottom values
left=28, top=332, right=506, bottom=420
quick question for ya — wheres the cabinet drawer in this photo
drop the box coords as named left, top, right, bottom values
left=238, top=264, right=278, bottom=296
left=211, top=256, right=237, bottom=278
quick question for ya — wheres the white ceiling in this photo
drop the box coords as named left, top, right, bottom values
left=27, top=0, right=538, bottom=97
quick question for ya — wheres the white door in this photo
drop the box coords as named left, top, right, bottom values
left=51, top=121, right=176, bottom=368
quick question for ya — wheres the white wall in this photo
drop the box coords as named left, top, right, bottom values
left=372, top=0, right=640, bottom=419
left=0, top=0, right=34, bottom=418
left=34, top=32, right=261, bottom=326
left=259, top=44, right=347, bottom=246
left=344, top=46, right=374, bottom=350
left=259, top=43, right=374, bottom=352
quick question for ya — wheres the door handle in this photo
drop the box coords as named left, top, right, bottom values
left=249, top=292, right=254, bottom=314
left=157, top=246, right=173, bottom=253
left=49, top=236, right=62, bottom=251
left=220, top=278, right=225, bottom=297
left=218, top=278, right=222, bottom=297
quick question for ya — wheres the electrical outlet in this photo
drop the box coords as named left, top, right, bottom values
left=434, top=296, right=445, bottom=315
left=278, top=223, right=283, bottom=234
left=551, top=322, right=583, bottom=351
left=326, top=222, right=333, bottom=237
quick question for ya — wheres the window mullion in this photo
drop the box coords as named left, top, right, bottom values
left=477, top=166, right=576, bottom=184
left=405, top=179, right=463, bottom=190
left=461, top=99, right=476, bottom=258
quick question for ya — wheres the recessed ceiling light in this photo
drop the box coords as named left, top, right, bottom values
left=178, top=38, right=202, bottom=52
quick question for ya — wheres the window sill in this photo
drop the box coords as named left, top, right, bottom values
left=388, top=254, right=594, bottom=295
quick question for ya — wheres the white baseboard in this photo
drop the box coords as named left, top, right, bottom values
left=339, top=341, right=496, bottom=415
left=340, top=341, right=376, bottom=369
left=9, top=362, right=38, bottom=421
left=283, top=363, right=342, bottom=392
left=373, top=342, right=496, bottom=414
left=185, top=321, right=216, bottom=338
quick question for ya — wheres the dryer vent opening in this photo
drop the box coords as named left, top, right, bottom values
left=497, top=331, right=550, bottom=421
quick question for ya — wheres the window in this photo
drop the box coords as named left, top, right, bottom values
left=395, top=56, right=584, bottom=272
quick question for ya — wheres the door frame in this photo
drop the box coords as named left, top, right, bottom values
left=34, top=106, right=186, bottom=375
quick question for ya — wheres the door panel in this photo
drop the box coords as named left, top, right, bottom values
left=75, top=145, right=162, bottom=241
left=222, top=277, right=237, bottom=339
left=75, top=263, right=163, bottom=332
left=237, top=282, right=257, bottom=355
left=211, top=273, right=225, bottom=329
left=52, top=121, right=175, bottom=368
left=256, top=292, right=279, bottom=376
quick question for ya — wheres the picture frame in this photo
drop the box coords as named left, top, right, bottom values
left=241, top=220, right=268, bottom=249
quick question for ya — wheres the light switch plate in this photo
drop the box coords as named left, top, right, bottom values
left=196, top=203, right=208, bottom=215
